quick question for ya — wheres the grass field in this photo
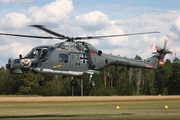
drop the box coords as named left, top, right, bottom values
left=0, top=96, right=180, bottom=120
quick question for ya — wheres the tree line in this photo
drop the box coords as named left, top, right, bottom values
left=0, top=56, right=180, bottom=96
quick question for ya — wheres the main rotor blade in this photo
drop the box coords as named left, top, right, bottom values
left=74, top=31, right=160, bottom=40
left=0, top=33, right=60, bottom=39
left=31, top=25, right=67, bottom=38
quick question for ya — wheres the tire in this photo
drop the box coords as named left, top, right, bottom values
left=39, top=81, right=46, bottom=86
left=90, top=80, right=95, bottom=87
left=71, top=80, right=77, bottom=86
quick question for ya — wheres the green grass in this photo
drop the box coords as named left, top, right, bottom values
left=0, top=100, right=180, bottom=120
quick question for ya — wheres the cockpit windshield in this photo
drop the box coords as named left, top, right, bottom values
left=24, top=46, right=53, bottom=59
left=24, top=49, right=42, bottom=58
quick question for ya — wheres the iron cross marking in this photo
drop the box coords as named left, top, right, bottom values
left=80, top=54, right=88, bottom=63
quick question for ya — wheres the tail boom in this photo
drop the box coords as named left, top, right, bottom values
left=111, top=53, right=166, bottom=70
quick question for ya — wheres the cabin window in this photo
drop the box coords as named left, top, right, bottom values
left=59, top=54, right=68, bottom=63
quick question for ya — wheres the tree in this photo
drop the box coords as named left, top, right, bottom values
left=0, top=67, right=10, bottom=94
left=130, top=55, right=143, bottom=95
left=141, top=69, right=156, bottom=95
left=155, top=59, right=172, bottom=95
left=168, top=57, right=180, bottom=94
left=117, top=66, right=134, bottom=95
left=15, top=72, right=39, bottom=95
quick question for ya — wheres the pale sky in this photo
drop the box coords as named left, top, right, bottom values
left=0, top=0, right=180, bottom=66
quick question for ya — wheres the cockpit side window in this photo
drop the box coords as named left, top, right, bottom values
left=46, top=48, right=54, bottom=57
left=59, top=54, right=68, bottom=63
left=40, top=49, right=47, bottom=58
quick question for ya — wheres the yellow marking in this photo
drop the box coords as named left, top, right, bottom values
left=53, top=64, right=63, bottom=68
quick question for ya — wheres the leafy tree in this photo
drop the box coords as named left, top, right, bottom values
left=116, top=66, right=133, bottom=95
left=155, top=59, right=172, bottom=95
left=168, top=57, right=180, bottom=94
left=141, top=69, right=157, bottom=95
left=129, top=55, right=143, bottom=95
left=15, top=72, right=39, bottom=95
left=0, top=67, right=9, bottom=94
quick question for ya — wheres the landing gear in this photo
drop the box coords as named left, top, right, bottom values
left=89, top=74, right=95, bottom=87
left=39, top=76, right=46, bottom=86
left=69, top=75, right=95, bottom=87
left=90, top=80, right=95, bottom=87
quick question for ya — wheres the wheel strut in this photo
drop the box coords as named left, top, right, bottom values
left=89, top=74, right=95, bottom=87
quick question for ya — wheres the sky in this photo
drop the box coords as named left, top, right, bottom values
left=0, top=0, right=180, bottom=67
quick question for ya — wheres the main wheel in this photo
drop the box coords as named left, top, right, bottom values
left=39, top=81, right=46, bottom=86
left=71, top=79, right=77, bottom=86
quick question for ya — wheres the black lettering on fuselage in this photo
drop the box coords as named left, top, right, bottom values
left=115, top=60, right=129, bottom=65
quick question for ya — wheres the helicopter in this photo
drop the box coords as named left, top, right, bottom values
left=0, top=25, right=175, bottom=87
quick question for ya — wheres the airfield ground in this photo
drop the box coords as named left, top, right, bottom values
left=0, top=96, right=180, bottom=120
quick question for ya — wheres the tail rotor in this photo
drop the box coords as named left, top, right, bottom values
left=151, top=36, right=176, bottom=67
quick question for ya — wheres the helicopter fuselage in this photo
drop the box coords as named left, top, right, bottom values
left=6, top=41, right=161, bottom=77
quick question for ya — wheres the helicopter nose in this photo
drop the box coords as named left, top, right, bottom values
left=6, top=58, right=25, bottom=74
left=20, top=58, right=32, bottom=68
left=6, top=58, right=14, bottom=69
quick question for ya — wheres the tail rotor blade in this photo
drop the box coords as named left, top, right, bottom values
left=167, top=50, right=176, bottom=57
left=171, top=51, right=176, bottom=57
left=151, top=43, right=161, bottom=51
left=164, top=35, right=169, bottom=49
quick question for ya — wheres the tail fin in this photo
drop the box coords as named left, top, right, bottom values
left=145, top=54, right=165, bottom=69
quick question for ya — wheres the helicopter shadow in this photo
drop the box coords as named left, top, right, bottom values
left=0, top=114, right=80, bottom=119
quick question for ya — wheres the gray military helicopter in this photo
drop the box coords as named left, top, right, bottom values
left=0, top=25, right=175, bottom=86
